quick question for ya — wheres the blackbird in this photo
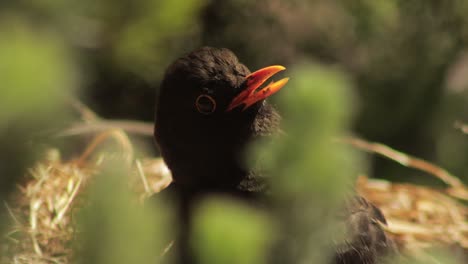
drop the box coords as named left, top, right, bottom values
left=154, top=47, right=396, bottom=264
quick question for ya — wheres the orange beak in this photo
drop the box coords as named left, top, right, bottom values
left=227, top=65, right=289, bottom=111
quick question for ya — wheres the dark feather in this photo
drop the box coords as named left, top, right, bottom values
left=155, top=47, right=397, bottom=264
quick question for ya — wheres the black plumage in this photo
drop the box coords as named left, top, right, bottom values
left=155, top=47, right=396, bottom=264
left=335, top=196, right=397, bottom=264
left=156, top=47, right=279, bottom=191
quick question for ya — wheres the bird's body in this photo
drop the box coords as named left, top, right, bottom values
left=155, top=47, right=396, bottom=264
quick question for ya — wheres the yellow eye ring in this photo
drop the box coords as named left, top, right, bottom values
left=196, top=94, right=216, bottom=114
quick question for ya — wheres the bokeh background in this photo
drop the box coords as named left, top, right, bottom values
left=18, top=0, right=467, bottom=183
left=1, top=0, right=467, bottom=263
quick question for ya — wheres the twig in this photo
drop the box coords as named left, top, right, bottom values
left=58, top=120, right=154, bottom=137
left=29, top=200, right=43, bottom=256
left=76, top=130, right=134, bottom=165
left=63, top=99, right=154, bottom=137
left=76, top=131, right=113, bottom=165
left=4, top=201, right=21, bottom=225
left=51, top=174, right=83, bottom=226
left=68, top=98, right=98, bottom=122
left=340, top=137, right=464, bottom=188
left=68, top=99, right=138, bottom=165
left=136, top=159, right=151, bottom=195
left=454, top=121, right=468, bottom=135
left=160, top=240, right=174, bottom=257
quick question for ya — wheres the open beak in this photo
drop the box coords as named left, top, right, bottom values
left=227, top=65, right=289, bottom=111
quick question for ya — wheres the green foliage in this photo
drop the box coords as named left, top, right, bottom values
left=76, top=162, right=173, bottom=264
left=113, top=0, right=208, bottom=78
left=255, top=65, right=358, bottom=198
left=0, top=14, right=76, bottom=232
left=341, top=0, right=399, bottom=36
left=0, top=16, right=75, bottom=127
left=192, top=198, right=273, bottom=264
left=9, top=0, right=207, bottom=80
left=0, top=1, right=466, bottom=263
left=249, top=65, right=362, bottom=263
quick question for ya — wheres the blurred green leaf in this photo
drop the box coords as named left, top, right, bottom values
left=192, top=198, right=273, bottom=264
left=77, top=162, right=173, bottom=264
left=0, top=15, right=75, bottom=127
left=250, top=64, right=363, bottom=263
left=253, top=65, right=358, bottom=198
left=14, top=0, right=207, bottom=80
left=114, top=0, right=207, bottom=78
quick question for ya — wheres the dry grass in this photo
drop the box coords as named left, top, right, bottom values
left=358, top=176, right=468, bottom=256
left=5, top=149, right=91, bottom=264
left=3, top=130, right=171, bottom=264
left=347, top=137, right=468, bottom=260
left=1, top=108, right=467, bottom=263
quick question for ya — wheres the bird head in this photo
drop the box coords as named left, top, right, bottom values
left=155, top=47, right=288, bottom=187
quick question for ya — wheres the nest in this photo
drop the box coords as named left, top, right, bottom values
left=358, top=177, right=468, bottom=256
left=2, top=109, right=468, bottom=263
left=3, top=130, right=171, bottom=264
left=349, top=137, right=468, bottom=261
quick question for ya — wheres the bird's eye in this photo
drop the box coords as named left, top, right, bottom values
left=196, top=94, right=216, bottom=114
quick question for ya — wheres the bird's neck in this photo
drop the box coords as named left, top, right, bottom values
left=161, top=126, right=252, bottom=191
left=157, top=102, right=281, bottom=192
